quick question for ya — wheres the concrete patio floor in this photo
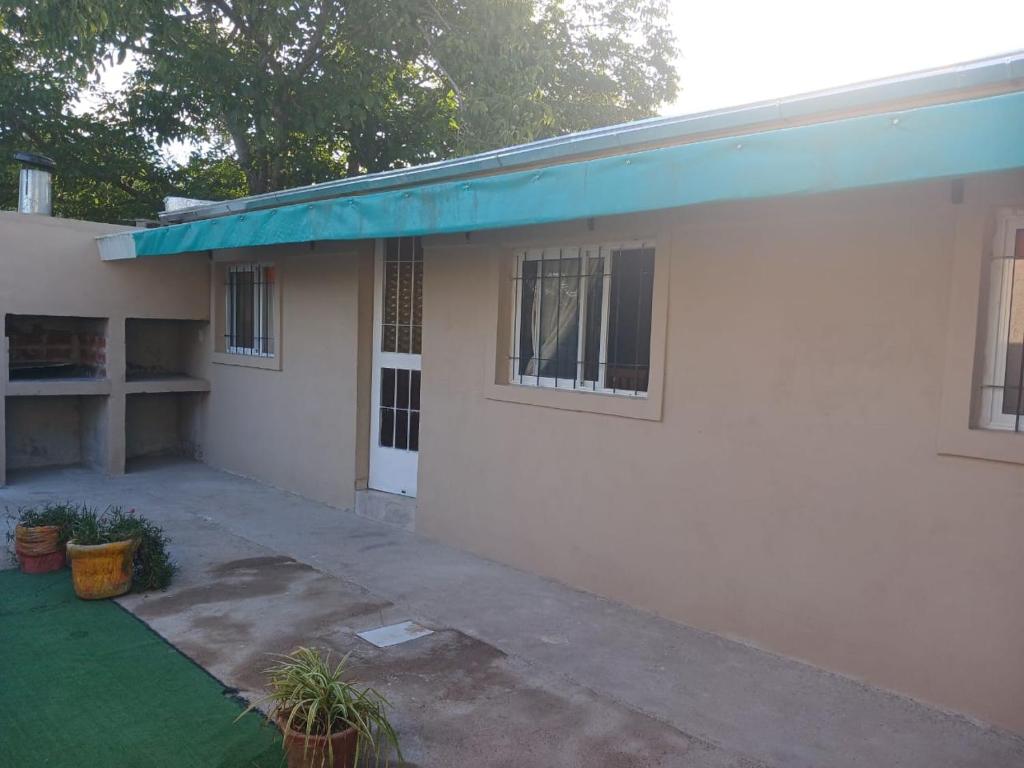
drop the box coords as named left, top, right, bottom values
left=2, top=458, right=1022, bottom=768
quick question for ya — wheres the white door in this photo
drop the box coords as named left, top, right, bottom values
left=369, top=237, right=422, bottom=496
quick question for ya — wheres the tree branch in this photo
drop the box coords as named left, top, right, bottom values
left=294, top=0, right=329, bottom=79
left=223, top=111, right=258, bottom=192
left=204, top=0, right=248, bottom=36
left=416, top=32, right=464, bottom=105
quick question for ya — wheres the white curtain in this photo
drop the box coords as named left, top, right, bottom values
left=524, top=260, right=579, bottom=380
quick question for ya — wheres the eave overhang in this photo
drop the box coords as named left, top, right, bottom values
left=98, top=87, right=1024, bottom=261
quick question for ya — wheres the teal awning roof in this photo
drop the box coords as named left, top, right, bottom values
left=103, top=87, right=1024, bottom=260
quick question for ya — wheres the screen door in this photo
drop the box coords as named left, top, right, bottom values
left=369, top=237, right=422, bottom=496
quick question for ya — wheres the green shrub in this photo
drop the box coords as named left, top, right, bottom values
left=6, top=502, right=83, bottom=548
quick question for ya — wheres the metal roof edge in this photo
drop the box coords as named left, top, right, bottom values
left=134, top=89, right=1024, bottom=257
left=96, top=230, right=139, bottom=260
left=160, top=49, right=1024, bottom=224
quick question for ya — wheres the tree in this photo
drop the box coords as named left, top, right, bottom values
left=423, top=0, right=679, bottom=153
left=0, top=9, right=242, bottom=221
left=2, top=0, right=677, bottom=206
left=0, top=20, right=167, bottom=222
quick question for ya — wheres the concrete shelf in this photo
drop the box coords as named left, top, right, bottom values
left=124, top=376, right=210, bottom=394
left=5, top=378, right=111, bottom=397
left=4, top=393, right=110, bottom=475
left=126, top=390, right=205, bottom=465
left=125, top=318, right=207, bottom=384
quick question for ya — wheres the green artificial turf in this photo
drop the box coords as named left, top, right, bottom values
left=0, top=569, right=282, bottom=767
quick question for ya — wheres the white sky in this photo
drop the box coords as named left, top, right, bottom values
left=664, top=0, right=1024, bottom=115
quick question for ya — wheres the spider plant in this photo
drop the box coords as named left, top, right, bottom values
left=240, top=646, right=402, bottom=768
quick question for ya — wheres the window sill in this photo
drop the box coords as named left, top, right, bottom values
left=484, top=380, right=662, bottom=420
left=937, top=425, right=1024, bottom=466
left=211, top=351, right=281, bottom=371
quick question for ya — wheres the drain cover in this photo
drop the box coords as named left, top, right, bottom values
left=357, top=621, right=434, bottom=648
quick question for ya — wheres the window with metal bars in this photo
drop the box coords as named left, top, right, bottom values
left=509, top=243, right=655, bottom=396
left=226, top=264, right=275, bottom=357
left=979, top=214, right=1024, bottom=431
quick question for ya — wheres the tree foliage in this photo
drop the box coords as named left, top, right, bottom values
left=0, top=7, right=245, bottom=221
left=1, top=0, right=677, bottom=216
left=0, top=18, right=166, bottom=221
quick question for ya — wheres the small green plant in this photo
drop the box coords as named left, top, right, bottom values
left=5, top=502, right=84, bottom=548
left=71, top=507, right=176, bottom=591
left=241, top=646, right=402, bottom=768
left=67, top=506, right=102, bottom=545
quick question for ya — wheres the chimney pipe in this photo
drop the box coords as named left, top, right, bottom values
left=14, top=152, right=56, bottom=215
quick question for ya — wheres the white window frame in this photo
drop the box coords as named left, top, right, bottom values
left=509, top=240, right=654, bottom=398
left=978, top=210, right=1024, bottom=431
left=226, top=263, right=274, bottom=357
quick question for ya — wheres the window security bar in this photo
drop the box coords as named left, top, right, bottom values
left=509, top=244, right=655, bottom=397
left=378, top=367, right=421, bottom=451
left=226, top=263, right=275, bottom=357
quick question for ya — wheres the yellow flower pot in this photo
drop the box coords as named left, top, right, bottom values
left=66, top=539, right=138, bottom=599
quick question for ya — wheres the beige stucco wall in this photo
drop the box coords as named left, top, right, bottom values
left=197, top=242, right=372, bottom=509
left=3, top=173, right=1022, bottom=733
left=0, top=215, right=209, bottom=321
left=0, top=214, right=370, bottom=510
left=0, top=213, right=209, bottom=480
left=416, top=172, right=1024, bottom=733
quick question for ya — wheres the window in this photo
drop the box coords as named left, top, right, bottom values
left=379, top=368, right=421, bottom=451
left=979, top=212, right=1024, bottom=431
left=510, top=243, right=655, bottom=396
left=382, top=237, right=423, bottom=354
left=225, top=264, right=275, bottom=357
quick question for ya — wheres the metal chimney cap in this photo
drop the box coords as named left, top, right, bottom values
left=13, top=152, right=56, bottom=171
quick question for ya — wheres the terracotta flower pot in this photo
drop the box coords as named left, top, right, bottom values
left=15, top=524, right=60, bottom=555
left=19, top=549, right=67, bottom=573
left=278, top=718, right=358, bottom=768
left=15, top=524, right=65, bottom=574
left=66, top=538, right=138, bottom=599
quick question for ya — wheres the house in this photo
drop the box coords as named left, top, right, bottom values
left=3, top=53, right=1023, bottom=735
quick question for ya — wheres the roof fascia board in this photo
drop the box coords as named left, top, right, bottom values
left=97, top=231, right=138, bottom=260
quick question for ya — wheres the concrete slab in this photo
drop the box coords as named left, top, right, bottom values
left=2, top=459, right=1022, bottom=768
left=355, top=488, right=416, bottom=530
left=358, top=621, right=434, bottom=648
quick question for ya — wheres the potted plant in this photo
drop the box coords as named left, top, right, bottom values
left=66, top=507, right=176, bottom=599
left=242, top=647, right=402, bottom=768
left=6, top=503, right=81, bottom=574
